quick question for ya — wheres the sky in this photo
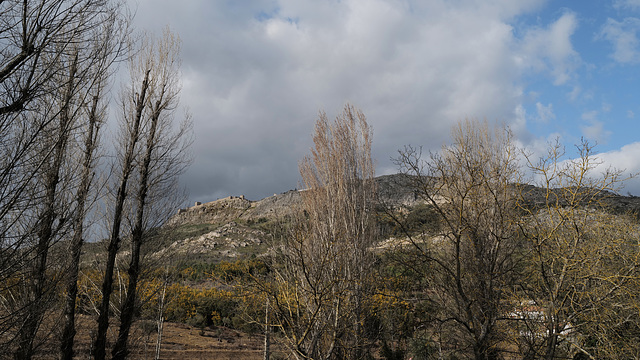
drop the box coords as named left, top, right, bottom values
left=129, top=0, right=640, bottom=202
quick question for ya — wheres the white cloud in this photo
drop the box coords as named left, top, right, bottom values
left=598, top=17, right=640, bottom=64
left=628, top=110, right=635, bottom=118
left=518, top=12, right=580, bottom=85
left=512, top=104, right=528, bottom=136
left=580, top=110, right=612, bottom=144
left=613, top=0, right=640, bottom=11
left=592, top=142, right=640, bottom=195
left=581, top=110, right=598, bottom=122
left=567, top=85, right=581, bottom=101
left=581, top=121, right=610, bottom=143
left=535, top=102, right=555, bottom=122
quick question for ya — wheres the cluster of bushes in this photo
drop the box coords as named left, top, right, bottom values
left=75, top=258, right=268, bottom=334
left=378, top=203, right=440, bottom=237
left=175, top=258, right=268, bottom=282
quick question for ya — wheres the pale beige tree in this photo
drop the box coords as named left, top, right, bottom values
left=260, top=104, right=377, bottom=360
left=395, top=120, right=640, bottom=359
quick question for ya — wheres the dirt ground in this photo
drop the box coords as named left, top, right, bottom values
left=30, top=315, right=285, bottom=360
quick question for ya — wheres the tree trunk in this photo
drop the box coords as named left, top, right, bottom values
left=60, top=92, right=101, bottom=360
left=112, top=104, right=159, bottom=360
left=14, top=54, right=76, bottom=360
left=155, top=277, right=167, bottom=360
left=264, top=298, right=270, bottom=360
left=92, top=69, right=150, bottom=360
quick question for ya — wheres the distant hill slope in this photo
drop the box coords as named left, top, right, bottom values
left=151, top=174, right=640, bottom=262
left=168, top=174, right=640, bottom=228
left=168, top=174, right=421, bottom=227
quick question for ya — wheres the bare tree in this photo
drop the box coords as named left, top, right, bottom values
left=0, top=0, right=125, bottom=236
left=12, top=59, right=79, bottom=360
left=0, top=0, right=119, bottom=115
left=59, top=8, right=131, bottom=358
left=260, top=104, right=377, bottom=360
left=91, top=57, right=149, bottom=360
left=515, top=139, right=640, bottom=359
left=110, top=28, right=192, bottom=360
left=86, top=27, right=190, bottom=360
left=0, top=3, right=130, bottom=358
left=395, top=121, right=640, bottom=359
left=395, top=119, right=523, bottom=360
left=154, top=268, right=170, bottom=360
left=58, top=87, right=104, bottom=360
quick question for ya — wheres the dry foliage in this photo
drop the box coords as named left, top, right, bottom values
left=254, top=104, right=377, bottom=360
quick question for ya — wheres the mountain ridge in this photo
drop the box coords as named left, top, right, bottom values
left=170, top=173, right=640, bottom=228
left=168, top=174, right=420, bottom=227
left=156, top=173, right=640, bottom=262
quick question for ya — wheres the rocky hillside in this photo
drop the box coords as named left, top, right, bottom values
left=171, top=174, right=640, bottom=227
left=168, top=174, right=420, bottom=228
left=158, top=174, right=420, bottom=261
left=158, top=174, right=640, bottom=261
left=167, top=191, right=300, bottom=227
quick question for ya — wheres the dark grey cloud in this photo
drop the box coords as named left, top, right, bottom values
left=127, top=0, right=640, bottom=202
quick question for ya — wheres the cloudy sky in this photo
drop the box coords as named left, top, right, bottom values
left=130, top=0, right=640, bottom=202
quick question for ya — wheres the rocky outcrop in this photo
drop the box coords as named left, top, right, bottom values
left=156, top=221, right=268, bottom=259
left=168, top=196, right=253, bottom=226
left=168, top=174, right=640, bottom=228
left=375, top=174, right=420, bottom=206
left=241, top=190, right=302, bottom=220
